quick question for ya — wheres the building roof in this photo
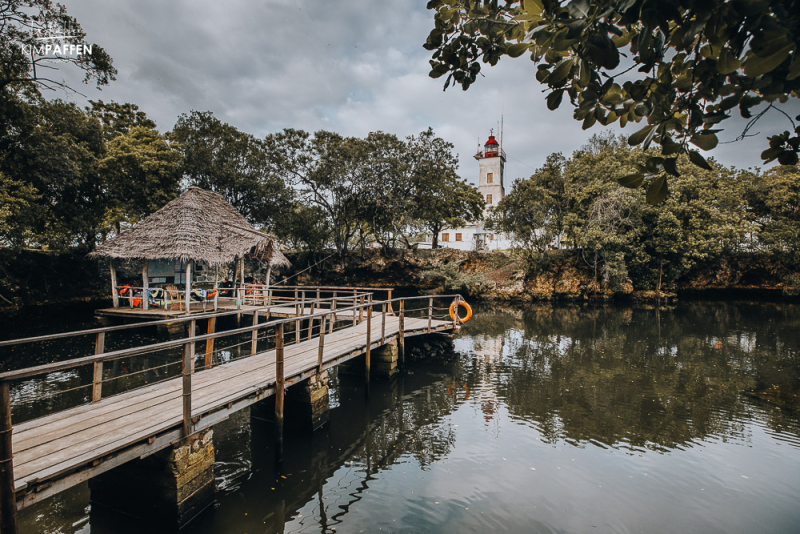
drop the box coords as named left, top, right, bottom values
left=89, top=187, right=290, bottom=267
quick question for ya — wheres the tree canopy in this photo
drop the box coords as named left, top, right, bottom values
left=424, top=0, right=800, bottom=203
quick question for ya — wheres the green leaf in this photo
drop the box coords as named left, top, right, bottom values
left=717, top=48, right=741, bottom=74
left=507, top=43, right=530, bottom=58
left=663, top=157, right=679, bottom=176
left=690, top=132, right=718, bottom=151
left=546, top=89, right=564, bottom=110
left=688, top=150, right=713, bottom=170
left=618, top=172, right=644, bottom=188
left=646, top=175, right=668, bottom=205
left=547, top=58, right=573, bottom=84
left=744, top=43, right=794, bottom=78
left=628, top=124, right=656, bottom=146
left=645, top=156, right=664, bottom=173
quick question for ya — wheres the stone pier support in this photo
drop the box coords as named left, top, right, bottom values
left=250, top=371, right=330, bottom=433
left=285, top=371, right=330, bottom=432
left=373, top=340, right=399, bottom=378
left=89, top=429, right=215, bottom=527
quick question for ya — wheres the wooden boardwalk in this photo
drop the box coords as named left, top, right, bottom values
left=5, top=311, right=456, bottom=510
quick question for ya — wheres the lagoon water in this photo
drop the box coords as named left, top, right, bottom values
left=8, top=300, right=800, bottom=533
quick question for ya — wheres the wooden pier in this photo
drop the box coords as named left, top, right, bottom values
left=0, top=290, right=465, bottom=533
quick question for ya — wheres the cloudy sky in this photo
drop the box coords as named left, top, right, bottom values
left=55, top=0, right=799, bottom=186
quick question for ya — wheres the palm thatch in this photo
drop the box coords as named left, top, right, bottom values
left=89, top=187, right=290, bottom=267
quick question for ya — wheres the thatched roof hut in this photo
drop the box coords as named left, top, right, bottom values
left=90, top=187, right=289, bottom=267
left=90, top=187, right=289, bottom=313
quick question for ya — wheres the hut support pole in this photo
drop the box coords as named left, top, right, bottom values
left=184, top=262, right=192, bottom=316
left=110, top=263, right=119, bottom=308
left=265, top=266, right=271, bottom=305
left=213, top=269, right=219, bottom=312
left=0, top=381, right=18, bottom=534
left=142, top=261, right=149, bottom=311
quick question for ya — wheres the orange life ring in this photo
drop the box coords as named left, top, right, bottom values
left=449, top=300, right=472, bottom=323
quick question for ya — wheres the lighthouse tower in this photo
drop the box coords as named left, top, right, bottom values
left=474, top=131, right=506, bottom=214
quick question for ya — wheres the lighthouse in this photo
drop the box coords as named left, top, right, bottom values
left=474, top=131, right=506, bottom=214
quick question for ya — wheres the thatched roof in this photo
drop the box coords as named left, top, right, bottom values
left=89, top=187, right=291, bottom=267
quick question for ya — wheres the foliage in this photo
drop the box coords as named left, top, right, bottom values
left=494, top=133, right=763, bottom=290
left=424, top=0, right=800, bottom=202
left=98, top=125, right=181, bottom=236
left=0, top=171, right=38, bottom=245
left=0, top=0, right=116, bottom=94
left=170, top=111, right=294, bottom=233
left=419, top=259, right=487, bottom=295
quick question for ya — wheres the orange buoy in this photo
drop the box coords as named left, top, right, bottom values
left=449, top=300, right=473, bottom=323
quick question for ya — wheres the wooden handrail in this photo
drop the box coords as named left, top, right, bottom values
left=0, top=295, right=462, bottom=382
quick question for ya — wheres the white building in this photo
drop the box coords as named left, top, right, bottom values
left=426, top=131, right=513, bottom=251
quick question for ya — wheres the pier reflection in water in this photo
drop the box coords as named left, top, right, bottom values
left=14, top=301, right=800, bottom=533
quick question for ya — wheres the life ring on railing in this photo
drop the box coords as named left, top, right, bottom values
left=449, top=300, right=472, bottom=323
left=245, top=284, right=254, bottom=294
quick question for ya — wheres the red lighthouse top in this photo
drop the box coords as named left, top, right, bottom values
left=484, top=135, right=499, bottom=157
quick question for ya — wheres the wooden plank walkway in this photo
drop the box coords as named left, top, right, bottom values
left=11, top=315, right=454, bottom=507
left=95, top=304, right=364, bottom=320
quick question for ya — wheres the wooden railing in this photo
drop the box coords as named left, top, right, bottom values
left=0, top=292, right=466, bottom=530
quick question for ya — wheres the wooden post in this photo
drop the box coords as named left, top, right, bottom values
left=240, top=258, right=246, bottom=305
left=110, top=263, right=119, bottom=308
left=352, top=294, right=358, bottom=328
left=428, top=297, right=433, bottom=333
left=308, top=301, right=316, bottom=340
left=213, top=269, right=219, bottom=312
left=331, top=292, right=337, bottom=332
left=0, top=381, right=17, bottom=534
left=142, top=260, right=149, bottom=311
left=387, top=289, right=393, bottom=314
left=205, top=317, right=216, bottom=369
left=265, top=266, right=272, bottom=305
left=301, top=291, right=306, bottom=315
left=275, top=323, right=285, bottom=450
left=381, top=303, right=386, bottom=345
left=358, top=295, right=364, bottom=323
left=251, top=311, right=259, bottom=356
left=188, top=319, right=196, bottom=372
left=316, top=288, right=320, bottom=306
left=295, top=302, right=301, bottom=344
left=398, top=300, right=405, bottom=369
left=185, top=262, right=192, bottom=315
left=182, top=342, right=192, bottom=437
left=92, top=332, right=105, bottom=402
left=365, top=305, right=372, bottom=383
left=317, top=315, right=326, bottom=374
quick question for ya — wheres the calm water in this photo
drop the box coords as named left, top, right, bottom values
left=9, top=300, right=800, bottom=534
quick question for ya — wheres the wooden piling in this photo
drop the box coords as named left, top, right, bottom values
left=251, top=311, right=259, bottom=356
left=365, top=305, right=372, bottom=383
left=142, top=260, right=149, bottom=311
left=182, top=342, right=192, bottom=437
left=0, top=381, right=18, bottom=534
left=110, top=263, right=119, bottom=308
left=92, top=332, right=105, bottom=402
left=204, top=317, right=216, bottom=369
left=275, top=323, right=285, bottom=452
left=398, top=300, right=405, bottom=368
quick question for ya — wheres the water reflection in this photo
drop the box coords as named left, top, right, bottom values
left=14, top=301, right=800, bottom=534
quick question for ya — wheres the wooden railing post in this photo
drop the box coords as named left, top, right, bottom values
left=182, top=342, right=192, bottom=437
left=275, top=323, right=285, bottom=448
left=188, top=319, right=196, bottom=372
left=295, top=301, right=301, bottom=344
left=387, top=289, right=393, bottom=314
left=381, top=303, right=386, bottom=345
left=142, top=260, right=149, bottom=311
left=398, top=300, right=405, bottom=369
left=0, top=381, right=18, bottom=534
left=251, top=311, right=259, bottom=356
left=205, top=317, right=216, bottom=369
left=358, top=295, right=365, bottom=323
left=308, top=301, right=316, bottom=340
left=330, top=293, right=336, bottom=333
left=301, top=291, right=306, bottom=314
left=92, top=332, right=105, bottom=402
left=317, top=315, right=326, bottom=375
left=428, top=297, right=433, bottom=333
left=365, top=305, right=372, bottom=383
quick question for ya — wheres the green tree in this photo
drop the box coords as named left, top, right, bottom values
left=424, top=0, right=800, bottom=202
left=490, top=152, right=568, bottom=261
left=98, top=125, right=181, bottom=237
left=406, top=128, right=483, bottom=248
left=0, top=0, right=115, bottom=93
left=0, top=171, right=38, bottom=245
left=86, top=100, right=156, bottom=142
left=746, top=165, right=800, bottom=262
left=170, top=111, right=293, bottom=233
